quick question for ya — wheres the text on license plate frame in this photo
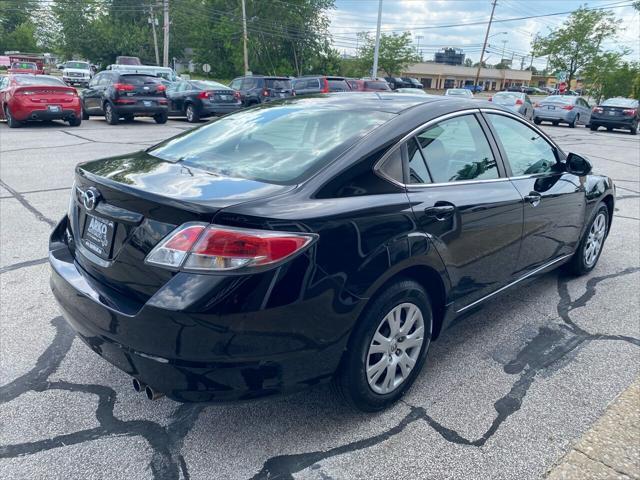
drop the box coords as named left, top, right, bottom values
left=81, top=214, right=115, bottom=259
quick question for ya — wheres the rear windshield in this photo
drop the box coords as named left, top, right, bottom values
left=119, top=74, right=162, bottom=85
left=148, top=105, right=394, bottom=184
left=364, top=81, right=390, bottom=90
left=493, top=93, right=521, bottom=105
left=14, top=76, right=65, bottom=86
left=66, top=62, right=89, bottom=69
left=11, top=62, right=37, bottom=69
left=265, top=78, right=291, bottom=90
left=328, top=79, right=349, bottom=91
left=192, top=80, right=228, bottom=90
left=544, top=95, right=574, bottom=104
left=601, top=98, right=638, bottom=108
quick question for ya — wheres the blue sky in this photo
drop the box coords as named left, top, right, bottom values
left=327, top=0, right=640, bottom=70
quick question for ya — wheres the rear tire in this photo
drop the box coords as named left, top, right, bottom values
left=185, top=104, right=200, bottom=123
left=590, top=124, right=598, bottom=131
left=533, top=118, right=541, bottom=125
left=81, top=107, right=89, bottom=120
left=123, top=114, right=134, bottom=122
left=566, top=203, right=609, bottom=276
left=569, top=115, right=578, bottom=128
left=104, top=103, right=119, bottom=125
left=68, top=116, right=82, bottom=127
left=332, top=279, right=433, bottom=412
left=154, top=112, right=168, bottom=124
left=5, top=105, right=22, bottom=128
left=630, top=121, right=638, bottom=135
left=552, top=121, right=559, bottom=126
left=606, top=126, right=613, bottom=131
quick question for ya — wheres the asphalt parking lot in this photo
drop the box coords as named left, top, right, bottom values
left=1, top=116, right=639, bottom=480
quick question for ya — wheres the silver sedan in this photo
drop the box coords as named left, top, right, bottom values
left=489, top=92, right=534, bottom=120
left=533, top=95, right=592, bottom=128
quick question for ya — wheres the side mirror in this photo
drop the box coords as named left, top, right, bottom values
left=566, top=152, right=592, bottom=176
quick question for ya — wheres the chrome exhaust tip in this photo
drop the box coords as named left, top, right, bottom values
left=132, top=378, right=146, bottom=393
left=144, top=385, right=165, bottom=401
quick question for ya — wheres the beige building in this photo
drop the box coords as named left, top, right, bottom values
left=402, top=62, right=532, bottom=91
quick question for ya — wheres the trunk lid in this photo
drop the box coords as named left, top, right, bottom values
left=69, top=152, right=293, bottom=302
left=16, top=85, right=78, bottom=104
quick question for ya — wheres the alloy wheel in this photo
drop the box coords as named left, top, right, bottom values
left=105, top=105, right=112, bottom=122
left=366, top=302, right=425, bottom=395
left=584, top=212, right=606, bottom=267
left=186, top=105, right=194, bottom=122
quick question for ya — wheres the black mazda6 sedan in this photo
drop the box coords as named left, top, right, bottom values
left=49, top=93, right=615, bottom=411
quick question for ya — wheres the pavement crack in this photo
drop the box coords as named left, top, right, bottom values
left=0, top=257, right=48, bottom=274
left=0, top=179, right=56, bottom=227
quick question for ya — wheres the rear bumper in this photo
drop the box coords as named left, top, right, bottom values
left=590, top=115, right=635, bottom=129
left=534, top=109, right=574, bottom=122
left=49, top=216, right=355, bottom=402
left=16, top=107, right=80, bottom=122
left=113, top=104, right=168, bottom=117
left=63, top=77, right=89, bottom=85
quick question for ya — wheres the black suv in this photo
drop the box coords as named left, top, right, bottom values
left=81, top=71, right=169, bottom=125
left=229, top=75, right=293, bottom=106
left=292, top=76, right=351, bottom=95
left=401, top=77, right=423, bottom=89
left=384, top=77, right=410, bottom=90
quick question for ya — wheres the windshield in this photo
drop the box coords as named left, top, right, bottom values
left=66, top=62, right=89, bottom=69
left=493, top=93, right=521, bottom=105
left=148, top=104, right=394, bottom=184
left=120, top=74, right=162, bottom=85
left=544, top=95, right=574, bottom=104
left=14, top=76, right=65, bottom=86
left=601, top=98, right=638, bottom=108
left=154, top=69, right=177, bottom=81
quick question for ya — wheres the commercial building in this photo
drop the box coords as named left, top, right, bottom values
left=402, top=62, right=532, bottom=91
left=433, top=48, right=465, bottom=66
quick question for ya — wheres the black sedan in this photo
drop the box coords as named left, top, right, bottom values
left=166, top=80, right=242, bottom=122
left=49, top=94, right=614, bottom=411
left=590, top=97, right=639, bottom=134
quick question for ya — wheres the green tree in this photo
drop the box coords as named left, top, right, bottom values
left=532, top=7, right=621, bottom=84
left=464, top=58, right=473, bottom=67
left=356, top=32, right=421, bottom=77
left=0, top=0, right=41, bottom=52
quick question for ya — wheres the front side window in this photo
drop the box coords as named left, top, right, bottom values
left=487, top=113, right=558, bottom=176
left=149, top=106, right=394, bottom=184
left=415, top=115, right=498, bottom=183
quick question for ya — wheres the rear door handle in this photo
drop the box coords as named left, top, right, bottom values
left=524, top=192, right=542, bottom=206
left=425, top=203, right=456, bottom=220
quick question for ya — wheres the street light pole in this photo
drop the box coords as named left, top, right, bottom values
left=241, top=0, right=249, bottom=74
left=474, top=0, right=497, bottom=88
left=162, top=0, right=169, bottom=67
left=372, top=0, right=383, bottom=78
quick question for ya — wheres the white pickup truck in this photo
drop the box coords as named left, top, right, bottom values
left=62, top=61, right=93, bottom=87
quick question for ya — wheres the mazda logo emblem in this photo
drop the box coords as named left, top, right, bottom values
left=82, top=188, right=100, bottom=211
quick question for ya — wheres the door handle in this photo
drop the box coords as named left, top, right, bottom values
left=425, top=203, right=456, bottom=220
left=524, top=192, right=542, bottom=207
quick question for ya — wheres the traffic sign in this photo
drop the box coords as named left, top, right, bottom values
left=202, top=63, right=211, bottom=73
left=555, top=71, right=567, bottom=82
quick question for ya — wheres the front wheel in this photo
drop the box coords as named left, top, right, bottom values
left=533, top=118, right=541, bottom=125
left=552, top=121, right=559, bottom=126
left=590, top=124, right=598, bottom=131
left=82, top=107, right=89, bottom=120
left=630, top=120, right=638, bottom=135
left=332, top=279, right=433, bottom=412
left=154, top=112, right=168, bottom=124
left=566, top=203, right=609, bottom=276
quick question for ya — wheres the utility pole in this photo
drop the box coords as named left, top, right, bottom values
left=474, top=0, right=497, bottom=88
left=501, top=39, right=507, bottom=64
left=162, top=0, right=169, bottom=67
left=149, top=7, right=160, bottom=66
left=241, top=0, right=249, bottom=74
left=416, top=35, right=424, bottom=61
left=372, top=0, right=383, bottom=78
left=520, top=55, right=525, bottom=70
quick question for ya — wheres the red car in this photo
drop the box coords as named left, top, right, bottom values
left=351, top=79, right=392, bottom=92
left=0, top=75, right=82, bottom=127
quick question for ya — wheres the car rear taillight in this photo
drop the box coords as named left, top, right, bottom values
left=262, top=89, right=270, bottom=97
left=15, top=90, right=35, bottom=96
left=592, top=106, right=603, bottom=113
left=562, top=105, right=574, bottom=110
left=233, top=91, right=241, bottom=100
left=623, top=108, right=637, bottom=116
left=145, top=223, right=316, bottom=272
left=63, top=90, right=77, bottom=96
left=488, top=96, right=492, bottom=102
left=156, top=84, right=166, bottom=92
left=198, top=91, right=210, bottom=99
left=114, top=83, right=134, bottom=92
left=515, top=99, right=523, bottom=105
left=321, top=78, right=329, bottom=94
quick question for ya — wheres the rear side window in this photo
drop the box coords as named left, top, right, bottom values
left=487, top=114, right=558, bottom=177
left=328, top=79, right=349, bottom=91
left=149, top=106, right=395, bottom=184
left=416, top=115, right=498, bottom=183
left=407, top=138, right=431, bottom=184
